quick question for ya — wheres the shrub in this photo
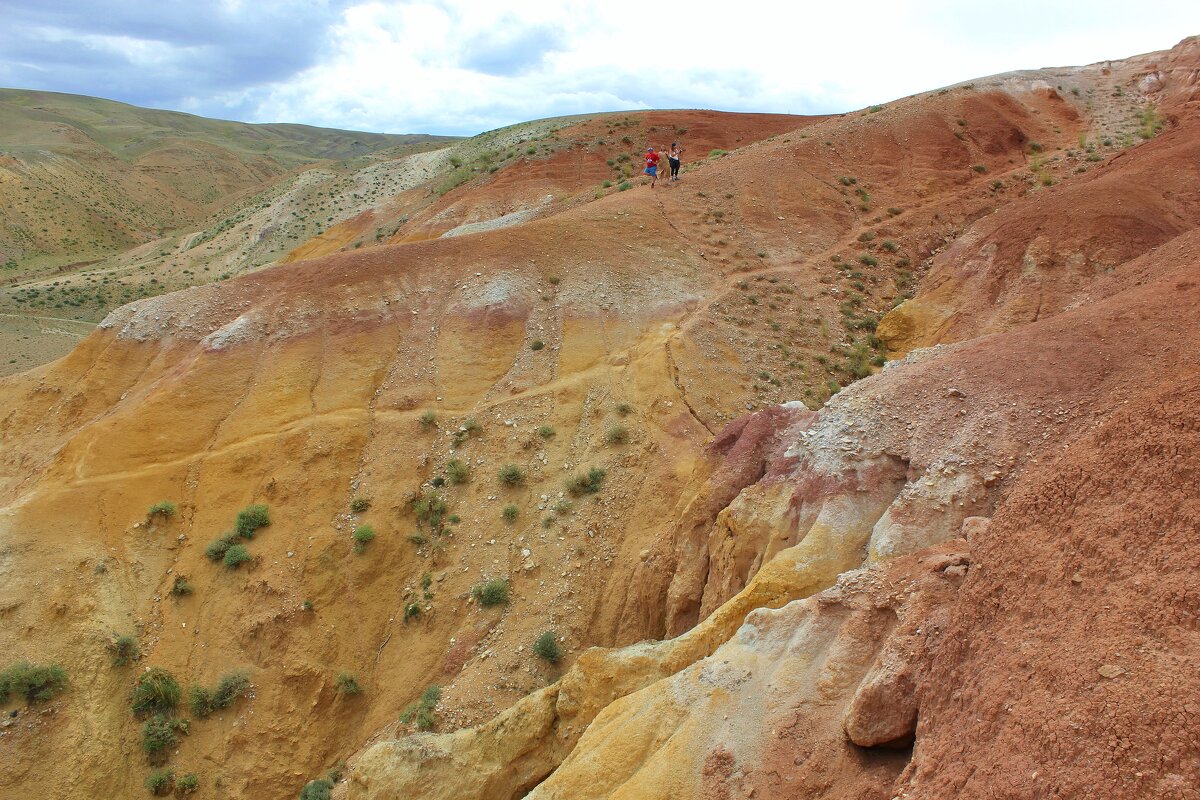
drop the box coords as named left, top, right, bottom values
left=881, top=240, right=899, bottom=252
left=110, top=635, right=139, bottom=667
left=972, top=164, right=987, bottom=173
left=0, top=662, right=68, bottom=704
left=502, top=504, right=519, bottom=523
left=887, top=207, right=903, bottom=216
left=566, top=467, right=606, bottom=496
left=352, top=525, right=376, bottom=554
left=404, top=602, right=420, bottom=622
left=170, top=576, right=193, bottom=597
left=299, top=779, right=334, bottom=800
left=857, top=231, right=875, bottom=242
left=188, top=686, right=213, bottom=718
left=602, top=180, right=612, bottom=188
left=145, top=768, right=174, bottom=795
left=615, top=402, right=632, bottom=416
left=223, top=545, right=251, bottom=569
left=301, top=599, right=314, bottom=611
left=472, top=579, right=509, bottom=606
left=618, top=181, right=631, bottom=191
left=536, top=425, right=556, bottom=438
left=177, top=773, right=199, bottom=794
left=859, top=255, right=879, bottom=267
left=413, top=491, right=448, bottom=531
left=235, top=504, right=270, bottom=539
left=147, top=501, right=176, bottom=519
left=335, top=672, right=361, bottom=696
left=419, top=409, right=437, bottom=429
left=142, top=714, right=186, bottom=761
left=709, top=149, right=727, bottom=157
left=189, top=670, right=250, bottom=717
left=497, top=464, right=525, bottom=486
left=131, top=667, right=180, bottom=716
left=204, top=533, right=237, bottom=562
left=554, top=499, right=572, bottom=515
left=604, top=425, right=629, bottom=445
left=446, top=458, right=470, bottom=484
left=530, top=340, right=545, bottom=351
left=399, top=685, right=441, bottom=731
left=533, top=631, right=562, bottom=664
left=349, top=496, right=370, bottom=513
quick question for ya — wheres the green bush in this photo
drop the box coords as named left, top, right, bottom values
left=142, top=714, right=187, bottom=762
left=604, top=425, right=629, bottom=445
left=177, top=773, right=199, bottom=793
left=0, top=662, right=68, bottom=704
left=533, top=631, right=562, bottom=664
left=190, top=670, right=251, bottom=718
left=204, top=533, right=237, bottom=562
left=536, top=425, right=556, bottom=439
left=223, top=544, right=251, bottom=569
left=615, top=402, right=632, bottom=416
left=502, top=504, right=519, bottom=523
left=131, top=667, right=180, bottom=716
left=859, top=255, right=879, bottom=267
left=170, top=576, right=193, bottom=597
left=566, top=467, right=606, bottom=496
left=530, top=340, right=545, bottom=351
left=299, top=779, right=333, bottom=800
left=335, top=672, right=361, bottom=696
left=109, top=635, right=139, bottom=667
left=235, top=504, right=270, bottom=539
left=446, top=458, right=470, bottom=484
left=497, top=464, right=524, bottom=486
left=404, top=602, right=420, bottom=622
left=419, top=409, right=437, bottom=429
left=413, top=491, right=448, bottom=531
left=709, top=149, right=727, bottom=157
left=881, top=240, right=899, bottom=252
left=349, top=496, right=370, bottom=513
left=617, top=181, right=631, bottom=191
left=399, top=685, right=441, bottom=731
left=472, top=579, right=509, bottom=606
left=145, top=768, right=174, bottom=795
left=353, top=525, right=376, bottom=554
left=147, top=501, right=177, bottom=519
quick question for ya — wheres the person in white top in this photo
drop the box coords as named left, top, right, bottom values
left=668, top=142, right=683, bottom=182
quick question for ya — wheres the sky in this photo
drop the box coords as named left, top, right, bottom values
left=1, top=1, right=1197, bottom=136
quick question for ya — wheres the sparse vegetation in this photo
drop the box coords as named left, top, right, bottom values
left=533, top=631, right=562, bottom=664
left=131, top=668, right=180, bottom=716
left=299, top=779, right=334, bottom=800
left=145, top=768, right=174, bottom=795
left=349, top=496, right=370, bottom=513
left=605, top=424, right=629, bottom=445
left=566, top=466, right=606, bottom=496
left=472, top=578, right=510, bottom=606
left=0, top=662, right=68, bottom=704
left=352, top=525, right=376, bottom=553
left=709, top=149, right=727, bottom=158
left=109, top=635, right=140, bottom=667
left=169, top=576, right=193, bottom=597
left=204, top=533, right=237, bottom=562
left=497, top=464, right=525, bottom=486
left=335, top=672, right=362, bottom=696
left=146, top=501, right=177, bottom=520
left=399, top=685, right=441, bottom=731
left=235, top=504, right=269, bottom=539
left=413, top=490, right=449, bottom=531
left=530, top=340, right=545, bottom=351
left=177, top=773, right=199, bottom=793
left=972, top=164, right=987, bottom=173
left=615, top=402, right=632, bottom=416
left=536, top=425, right=556, bottom=439
left=142, top=713, right=187, bottom=762
left=502, top=504, right=519, bottom=523
left=189, top=670, right=251, bottom=718
left=446, top=458, right=470, bottom=484
left=419, top=409, right=437, bottom=429
left=223, top=544, right=251, bottom=569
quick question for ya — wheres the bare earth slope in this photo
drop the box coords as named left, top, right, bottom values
left=0, top=38, right=1196, bottom=800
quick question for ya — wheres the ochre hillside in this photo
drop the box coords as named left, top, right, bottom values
left=0, top=37, right=1197, bottom=800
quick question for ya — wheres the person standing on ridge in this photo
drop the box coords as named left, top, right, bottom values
left=644, top=147, right=660, bottom=188
left=668, top=142, right=683, bottom=182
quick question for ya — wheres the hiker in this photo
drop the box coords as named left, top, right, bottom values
left=644, top=147, right=660, bottom=188
left=668, top=142, right=683, bottom=181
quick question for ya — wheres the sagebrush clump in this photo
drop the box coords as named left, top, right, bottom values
left=335, top=672, right=362, bottom=696
left=189, top=670, right=251, bottom=718
left=131, top=667, right=180, bottom=716
left=235, top=504, right=270, bottom=538
left=0, top=662, right=68, bottom=704
left=352, top=525, right=376, bottom=553
left=533, top=631, right=562, bottom=664
left=472, top=578, right=510, bottom=606
left=566, top=466, right=606, bottom=496
left=399, top=684, right=441, bottom=731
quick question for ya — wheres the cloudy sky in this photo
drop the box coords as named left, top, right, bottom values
left=2, top=1, right=1197, bottom=136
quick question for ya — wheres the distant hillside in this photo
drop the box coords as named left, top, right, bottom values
left=0, top=88, right=456, bottom=274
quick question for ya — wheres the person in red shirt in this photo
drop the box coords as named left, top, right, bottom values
left=644, top=147, right=660, bottom=188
